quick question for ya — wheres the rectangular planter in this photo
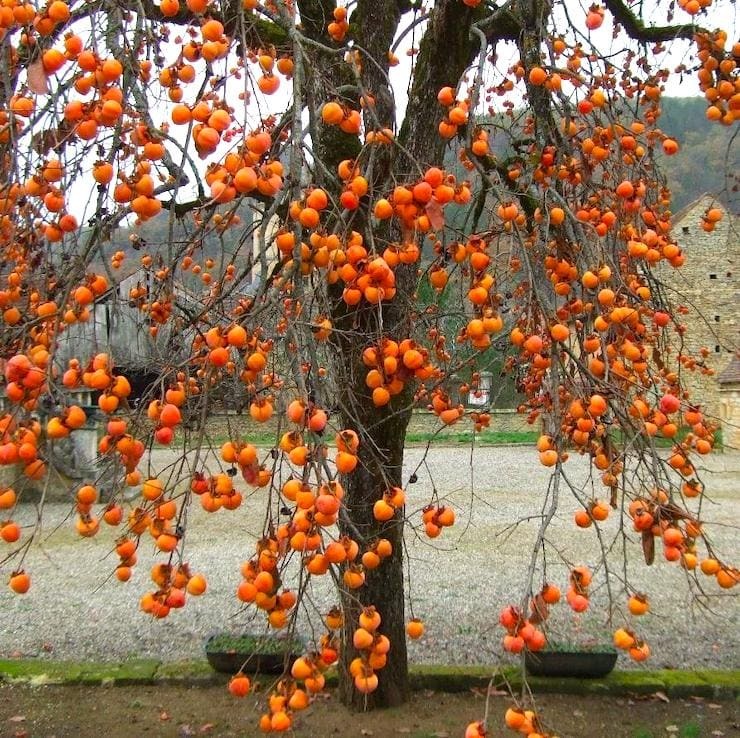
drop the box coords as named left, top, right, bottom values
left=205, top=634, right=304, bottom=675
left=525, top=648, right=618, bottom=678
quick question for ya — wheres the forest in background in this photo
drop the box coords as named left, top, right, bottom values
left=658, top=97, right=738, bottom=211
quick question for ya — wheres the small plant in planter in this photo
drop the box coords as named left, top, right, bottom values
left=524, top=639, right=618, bottom=678
left=205, top=633, right=306, bottom=674
left=499, top=566, right=646, bottom=678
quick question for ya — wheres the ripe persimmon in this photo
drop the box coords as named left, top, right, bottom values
left=0, top=521, right=20, bottom=543
left=9, top=571, right=30, bottom=594
left=627, top=594, right=649, bottom=616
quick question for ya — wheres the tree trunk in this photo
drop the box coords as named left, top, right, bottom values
left=329, top=253, right=416, bottom=708
left=310, top=0, right=508, bottom=710
left=337, top=400, right=411, bottom=709
left=323, top=0, right=485, bottom=709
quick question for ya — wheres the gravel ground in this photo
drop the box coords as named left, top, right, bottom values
left=1, top=446, right=738, bottom=671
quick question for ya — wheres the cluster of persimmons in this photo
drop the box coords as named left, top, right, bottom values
left=0, top=0, right=737, bottom=735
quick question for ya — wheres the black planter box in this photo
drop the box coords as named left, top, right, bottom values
left=205, top=634, right=305, bottom=674
left=524, top=648, right=617, bottom=678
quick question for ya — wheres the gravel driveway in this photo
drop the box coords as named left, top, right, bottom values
left=1, top=446, right=738, bottom=671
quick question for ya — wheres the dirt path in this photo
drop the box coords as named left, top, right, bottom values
left=1, top=683, right=739, bottom=738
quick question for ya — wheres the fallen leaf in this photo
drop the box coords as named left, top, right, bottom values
left=572, top=710, right=584, bottom=717
left=8, top=716, right=25, bottom=723
left=14, top=730, right=28, bottom=738
left=360, top=730, right=373, bottom=736
left=665, top=726, right=678, bottom=733
left=432, top=732, right=450, bottom=737
left=652, top=691, right=670, bottom=703
left=160, top=711, right=171, bottom=721
left=199, top=724, right=215, bottom=734
left=29, top=674, right=52, bottom=686
left=177, top=725, right=194, bottom=738
left=711, top=731, right=725, bottom=736
left=396, top=729, right=411, bottom=735
left=708, top=703, right=722, bottom=709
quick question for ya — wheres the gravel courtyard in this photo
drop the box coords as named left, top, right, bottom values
left=1, top=446, right=738, bottom=671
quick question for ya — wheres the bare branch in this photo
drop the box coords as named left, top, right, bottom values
left=603, top=0, right=700, bottom=42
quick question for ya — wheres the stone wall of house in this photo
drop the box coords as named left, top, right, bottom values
left=719, top=384, right=740, bottom=450
left=659, top=196, right=739, bottom=421
left=53, top=270, right=185, bottom=371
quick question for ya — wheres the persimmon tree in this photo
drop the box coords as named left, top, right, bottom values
left=0, top=0, right=738, bottom=732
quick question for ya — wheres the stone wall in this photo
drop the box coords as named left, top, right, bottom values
left=202, top=407, right=531, bottom=442
left=659, top=196, right=739, bottom=421
left=719, top=384, right=740, bottom=450
left=406, top=408, right=530, bottom=436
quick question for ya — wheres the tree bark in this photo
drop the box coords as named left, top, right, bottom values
left=329, top=235, right=417, bottom=710
left=336, top=394, right=412, bottom=709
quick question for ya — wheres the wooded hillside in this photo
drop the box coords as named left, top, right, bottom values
left=658, top=97, right=738, bottom=210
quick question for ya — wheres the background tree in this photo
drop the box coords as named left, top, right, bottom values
left=0, top=0, right=737, bottom=732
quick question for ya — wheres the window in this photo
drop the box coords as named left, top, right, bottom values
left=715, top=345, right=721, bottom=353
left=709, top=274, right=717, bottom=280
left=682, top=226, right=689, bottom=234
left=715, top=315, right=721, bottom=323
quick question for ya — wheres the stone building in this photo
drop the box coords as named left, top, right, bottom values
left=54, top=269, right=186, bottom=382
left=249, top=208, right=281, bottom=288
left=718, top=357, right=740, bottom=450
left=660, top=195, right=739, bottom=430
